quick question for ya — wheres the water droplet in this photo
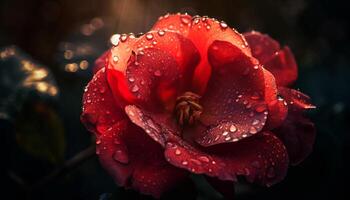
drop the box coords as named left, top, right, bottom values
left=120, top=34, right=128, bottom=42
left=182, top=161, right=188, bottom=165
left=128, top=77, right=135, bottom=82
left=220, top=21, right=228, bottom=29
left=225, top=136, right=231, bottom=141
left=110, top=34, right=120, bottom=46
left=252, top=119, right=260, bottom=125
left=254, top=65, right=259, bottom=69
left=146, top=33, right=153, bottom=40
left=157, top=30, right=165, bottom=36
left=113, top=55, right=119, bottom=63
left=131, top=85, right=139, bottom=92
left=229, top=124, right=237, bottom=132
left=99, top=86, right=106, bottom=93
left=154, top=70, right=162, bottom=77
left=222, top=131, right=229, bottom=136
left=113, top=150, right=129, bottom=164
left=249, top=127, right=258, bottom=134
left=175, top=149, right=181, bottom=155
left=180, top=15, right=190, bottom=24
left=206, top=25, right=211, bottom=30
left=198, top=156, right=210, bottom=163
left=96, top=139, right=101, bottom=144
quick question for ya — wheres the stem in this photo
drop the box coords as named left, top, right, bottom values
left=31, top=145, right=96, bottom=190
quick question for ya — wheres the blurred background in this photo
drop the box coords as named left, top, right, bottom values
left=0, top=0, right=348, bottom=199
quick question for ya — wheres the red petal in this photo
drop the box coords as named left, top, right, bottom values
left=188, top=16, right=251, bottom=94
left=133, top=30, right=200, bottom=93
left=123, top=105, right=289, bottom=187
left=244, top=31, right=298, bottom=86
left=97, top=121, right=188, bottom=198
left=275, top=87, right=316, bottom=165
left=196, top=40, right=267, bottom=146
left=153, top=14, right=251, bottom=94
left=125, top=48, right=181, bottom=110
left=274, top=114, right=315, bottom=165
left=165, top=132, right=289, bottom=186
left=107, top=34, right=138, bottom=104
left=81, top=69, right=187, bottom=197
left=81, top=68, right=126, bottom=134
left=278, top=87, right=316, bottom=112
left=263, top=69, right=288, bottom=130
left=107, top=30, right=200, bottom=109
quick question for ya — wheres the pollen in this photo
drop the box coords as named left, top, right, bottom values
left=175, top=91, right=203, bottom=126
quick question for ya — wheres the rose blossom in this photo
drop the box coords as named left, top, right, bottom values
left=81, top=13, right=316, bottom=198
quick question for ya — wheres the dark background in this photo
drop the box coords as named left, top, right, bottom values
left=0, top=0, right=348, bottom=199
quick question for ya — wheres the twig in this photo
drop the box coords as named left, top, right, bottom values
left=31, top=145, right=96, bottom=190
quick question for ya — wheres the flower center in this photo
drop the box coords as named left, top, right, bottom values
left=175, top=91, right=203, bottom=126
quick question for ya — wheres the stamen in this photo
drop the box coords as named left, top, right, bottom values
left=175, top=92, right=203, bottom=126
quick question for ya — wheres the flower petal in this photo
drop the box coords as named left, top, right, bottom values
left=125, top=48, right=181, bottom=110
left=123, top=105, right=288, bottom=187
left=188, top=16, right=251, bottom=94
left=81, top=68, right=126, bottom=134
left=136, top=31, right=200, bottom=91
left=107, top=34, right=138, bottom=104
left=107, top=30, right=200, bottom=109
left=263, top=69, right=288, bottom=130
left=153, top=14, right=251, bottom=94
left=196, top=40, right=267, bottom=146
left=81, top=69, right=188, bottom=197
left=165, top=132, right=289, bottom=187
left=275, top=87, right=316, bottom=165
left=278, top=87, right=316, bottom=112
left=274, top=114, right=315, bottom=165
left=244, top=31, right=298, bottom=86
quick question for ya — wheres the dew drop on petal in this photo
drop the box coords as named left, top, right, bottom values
left=175, top=149, right=181, bottom=155
left=229, top=124, right=237, bottom=132
left=220, top=21, right=228, bottom=29
left=113, top=55, right=119, bottom=63
left=249, top=127, right=258, bottom=134
left=113, top=150, right=129, bottom=164
left=120, top=34, right=128, bottom=42
left=131, top=85, right=139, bottom=92
left=128, top=77, right=135, bottom=82
left=96, top=139, right=101, bottom=144
left=198, top=156, right=210, bottom=163
left=180, top=15, right=190, bottom=24
left=157, top=30, right=165, bottom=36
left=252, top=119, right=260, bottom=125
left=146, top=33, right=153, bottom=40
left=154, top=70, right=162, bottom=77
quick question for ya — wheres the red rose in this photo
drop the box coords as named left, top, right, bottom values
left=81, top=13, right=315, bottom=198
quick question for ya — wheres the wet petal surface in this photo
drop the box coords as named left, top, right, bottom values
left=196, top=40, right=267, bottom=146
left=244, top=31, right=298, bottom=86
